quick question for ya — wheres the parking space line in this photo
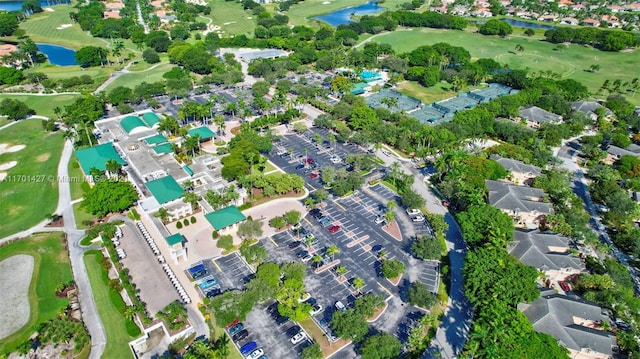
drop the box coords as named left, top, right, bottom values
left=269, top=236, right=278, bottom=247
left=377, top=282, right=394, bottom=298
left=212, top=259, right=222, bottom=272
left=333, top=200, right=346, bottom=211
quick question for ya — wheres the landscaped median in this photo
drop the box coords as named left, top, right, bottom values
left=84, top=250, right=140, bottom=358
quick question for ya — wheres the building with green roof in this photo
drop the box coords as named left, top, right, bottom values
left=142, top=112, right=161, bottom=127
left=144, top=134, right=168, bottom=145
left=75, top=143, right=126, bottom=175
left=188, top=127, right=216, bottom=141
left=153, top=143, right=173, bottom=155
left=165, top=233, right=185, bottom=246
left=205, top=205, right=246, bottom=233
left=351, top=82, right=369, bottom=95
left=120, top=115, right=148, bottom=134
left=164, top=233, right=187, bottom=262
left=145, top=176, right=184, bottom=204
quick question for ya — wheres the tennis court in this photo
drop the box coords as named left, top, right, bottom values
left=365, top=88, right=421, bottom=113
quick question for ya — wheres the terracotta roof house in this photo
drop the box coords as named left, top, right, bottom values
left=486, top=179, right=552, bottom=228
left=583, top=18, right=601, bottom=27
left=519, top=106, right=563, bottom=128
left=509, top=229, right=584, bottom=281
left=519, top=290, right=616, bottom=359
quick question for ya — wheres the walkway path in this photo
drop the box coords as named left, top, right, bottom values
left=374, top=150, right=473, bottom=358
left=93, top=61, right=166, bottom=94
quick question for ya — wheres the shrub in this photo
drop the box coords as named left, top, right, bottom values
left=176, top=221, right=183, bottom=229
left=183, top=218, right=190, bottom=226
left=408, top=281, right=437, bottom=309
left=212, top=231, right=219, bottom=239
left=269, top=216, right=286, bottom=229
left=381, top=259, right=405, bottom=279
left=125, top=319, right=141, bottom=336
left=217, top=235, right=233, bottom=250
left=80, top=182, right=91, bottom=193
left=190, top=216, right=196, bottom=224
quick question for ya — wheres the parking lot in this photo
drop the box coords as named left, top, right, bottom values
left=208, top=252, right=255, bottom=291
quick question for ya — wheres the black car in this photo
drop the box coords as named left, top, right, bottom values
left=289, top=241, right=302, bottom=249
left=232, top=329, right=249, bottom=342
left=304, top=298, right=317, bottom=307
left=267, top=302, right=279, bottom=314
left=275, top=315, right=289, bottom=325
left=205, top=288, right=222, bottom=298
left=309, top=209, right=322, bottom=218
left=285, top=325, right=301, bottom=339
left=297, top=250, right=309, bottom=258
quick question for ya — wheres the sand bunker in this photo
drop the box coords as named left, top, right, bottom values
left=44, top=7, right=54, bottom=11
left=0, top=144, right=25, bottom=155
left=322, top=1, right=331, bottom=4
left=0, top=161, right=17, bottom=170
left=35, top=153, right=50, bottom=162
left=0, top=255, right=35, bottom=340
left=56, top=24, right=72, bottom=30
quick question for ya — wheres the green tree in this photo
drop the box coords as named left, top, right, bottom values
left=255, top=262, right=281, bottom=288
left=326, top=245, right=340, bottom=262
left=269, top=216, right=286, bottom=229
left=360, top=333, right=401, bottom=359
left=239, top=242, right=268, bottom=264
left=284, top=210, right=301, bottom=225
left=182, top=192, right=201, bottom=210
left=331, top=309, right=369, bottom=342
left=354, top=293, right=384, bottom=318
left=0, top=98, right=34, bottom=120
left=411, top=236, right=443, bottom=260
left=0, top=13, right=19, bottom=36
left=457, top=204, right=514, bottom=249
left=381, top=259, right=405, bottom=279
left=142, top=48, right=160, bottom=64
left=301, top=343, right=322, bottom=359
left=237, top=219, right=263, bottom=239
left=83, top=179, right=138, bottom=217
left=408, top=281, right=437, bottom=308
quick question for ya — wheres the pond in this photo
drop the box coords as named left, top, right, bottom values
left=36, top=43, right=77, bottom=66
left=501, top=18, right=557, bottom=30
left=0, top=0, right=69, bottom=12
left=314, top=1, right=384, bottom=27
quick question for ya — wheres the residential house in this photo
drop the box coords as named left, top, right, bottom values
left=205, top=205, right=247, bottom=235
left=540, top=14, right=558, bottom=22
left=519, top=290, right=617, bottom=359
left=491, top=155, right=542, bottom=185
left=605, top=144, right=640, bottom=163
left=519, top=106, right=563, bottom=128
left=509, top=229, right=584, bottom=281
left=571, top=101, right=613, bottom=121
left=561, top=17, right=579, bottom=25
left=583, top=19, right=600, bottom=27
left=471, top=7, right=492, bottom=17
left=0, top=44, right=18, bottom=67
left=486, top=179, right=552, bottom=228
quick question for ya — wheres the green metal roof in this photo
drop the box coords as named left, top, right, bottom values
left=183, top=165, right=194, bottom=176
left=75, top=143, right=126, bottom=175
left=142, top=112, right=161, bottom=127
left=144, top=134, right=168, bottom=145
left=188, top=126, right=216, bottom=141
left=351, top=82, right=368, bottom=95
left=153, top=143, right=173, bottom=154
left=205, top=206, right=246, bottom=231
left=165, top=233, right=185, bottom=246
left=146, top=176, right=184, bottom=204
left=120, top=115, right=148, bottom=134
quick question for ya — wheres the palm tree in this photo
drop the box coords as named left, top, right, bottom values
left=336, top=266, right=347, bottom=277
left=183, top=192, right=201, bottom=210
left=183, top=135, right=201, bottom=157
left=105, top=159, right=122, bottom=178
left=327, top=245, right=340, bottom=262
left=304, top=235, right=315, bottom=248
left=122, top=306, right=137, bottom=321
left=352, top=277, right=364, bottom=293
left=327, top=133, right=337, bottom=151
left=154, top=207, right=170, bottom=223
left=514, top=44, right=524, bottom=53
left=312, top=255, right=323, bottom=269
left=384, top=211, right=395, bottom=227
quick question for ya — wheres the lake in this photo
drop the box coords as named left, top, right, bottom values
left=501, top=18, right=557, bottom=30
left=36, top=43, right=77, bottom=66
left=314, top=2, right=384, bottom=27
left=0, top=0, right=69, bottom=12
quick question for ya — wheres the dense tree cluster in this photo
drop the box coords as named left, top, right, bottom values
left=544, top=27, right=640, bottom=51
left=0, top=98, right=34, bottom=120
left=478, top=19, right=513, bottom=36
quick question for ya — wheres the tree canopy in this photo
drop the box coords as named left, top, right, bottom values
left=82, top=179, right=138, bottom=217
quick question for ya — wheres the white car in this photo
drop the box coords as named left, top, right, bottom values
left=290, top=332, right=307, bottom=345
left=246, top=348, right=264, bottom=359
left=310, top=304, right=323, bottom=316
left=406, top=209, right=420, bottom=216
left=374, top=216, right=385, bottom=225
left=335, top=301, right=346, bottom=312
left=330, top=156, right=342, bottom=164
left=301, top=254, right=313, bottom=263
left=412, top=215, right=425, bottom=222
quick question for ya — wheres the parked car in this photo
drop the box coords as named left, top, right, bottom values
left=275, top=315, right=289, bottom=325
left=295, top=164, right=305, bottom=170
left=286, top=325, right=301, bottom=339
left=240, top=342, right=257, bottom=355
left=288, top=241, right=302, bottom=249
left=205, top=288, right=222, bottom=298
left=266, top=302, right=279, bottom=314
left=306, top=158, right=314, bottom=163
left=301, top=253, right=313, bottom=263
left=329, top=225, right=341, bottom=234
left=309, top=209, right=322, bottom=218
left=310, top=173, right=319, bottom=179
left=246, top=348, right=264, bottom=359
left=232, top=329, right=249, bottom=342
left=297, top=250, right=309, bottom=259
left=406, top=208, right=420, bottom=216
left=310, top=304, right=323, bottom=316
left=411, top=215, right=425, bottom=222
left=304, top=298, right=317, bottom=306
left=228, top=323, right=244, bottom=336
left=290, top=332, right=307, bottom=345
left=374, top=216, right=385, bottom=225
left=335, top=301, right=346, bottom=312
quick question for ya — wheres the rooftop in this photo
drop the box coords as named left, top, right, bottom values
left=75, top=143, right=126, bottom=175
left=508, top=229, right=584, bottom=272
left=491, top=155, right=542, bottom=177
left=145, top=176, right=184, bottom=204
left=188, top=126, right=216, bottom=141
left=142, top=112, right=161, bottom=127
left=239, top=49, right=288, bottom=62
left=486, top=180, right=552, bottom=214
left=165, top=233, right=185, bottom=246
left=205, top=205, right=246, bottom=230
left=519, top=106, right=562, bottom=124
left=144, top=134, right=168, bottom=145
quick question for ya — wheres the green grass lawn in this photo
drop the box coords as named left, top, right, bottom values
left=68, top=154, right=87, bottom=201
left=0, top=94, right=79, bottom=119
left=204, top=0, right=256, bottom=37
left=84, top=252, right=135, bottom=359
left=16, top=5, right=105, bottom=50
left=372, top=28, right=640, bottom=103
left=103, top=63, right=175, bottom=92
left=0, top=233, right=73, bottom=354
left=397, top=81, right=486, bottom=104
left=25, top=64, right=113, bottom=90
left=0, top=119, right=64, bottom=238
left=285, top=0, right=408, bottom=26
left=73, top=202, right=95, bottom=229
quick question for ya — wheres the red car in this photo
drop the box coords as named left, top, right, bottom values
left=328, top=225, right=341, bottom=233
left=306, top=158, right=314, bottom=164
left=310, top=173, right=319, bottom=179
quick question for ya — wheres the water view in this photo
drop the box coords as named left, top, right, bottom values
left=501, top=18, right=557, bottom=30
left=314, top=1, right=384, bottom=27
left=36, top=43, right=77, bottom=66
left=0, top=0, right=69, bottom=12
